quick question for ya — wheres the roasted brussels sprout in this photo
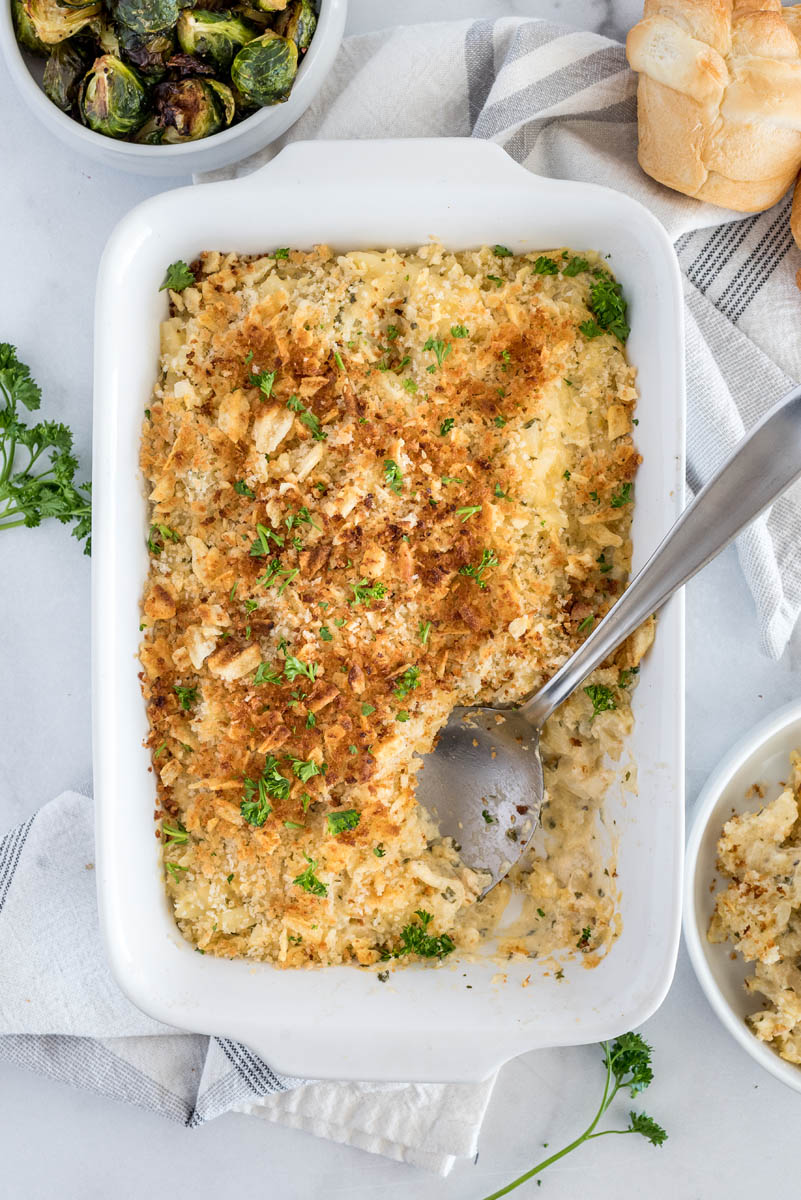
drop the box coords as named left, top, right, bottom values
left=176, top=10, right=257, bottom=72
left=110, top=0, right=184, bottom=35
left=12, top=0, right=48, bottom=54
left=79, top=55, right=149, bottom=135
left=43, top=37, right=92, bottom=109
left=273, top=0, right=315, bottom=53
left=151, top=76, right=234, bottom=140
left=90, top=14, right=121, bottom=54
left=117, top=24, right=175, bottom=76
left=24, top=0, right=101, bottom=45
left=249, top=0, right=287, bottom=10
left=230, top=30, right=296, bottom=107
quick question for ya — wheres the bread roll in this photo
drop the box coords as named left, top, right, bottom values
left=627, top=0, right=801, bottom=213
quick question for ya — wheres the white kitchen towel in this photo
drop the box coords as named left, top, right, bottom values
left=0, top=790, right=495, bottom=1175
left=205, top=15, right=801, bottom=659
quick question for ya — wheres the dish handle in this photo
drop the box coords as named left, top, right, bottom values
left=236, top=137, right=541, bottom=194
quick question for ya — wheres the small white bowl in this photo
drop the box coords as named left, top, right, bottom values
left=684, top=697, right=801, bottom=1094
left=0, top=0, right=347, bottom=176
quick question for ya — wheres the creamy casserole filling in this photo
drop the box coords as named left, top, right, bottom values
left=139, top=244, right=647, bottom=968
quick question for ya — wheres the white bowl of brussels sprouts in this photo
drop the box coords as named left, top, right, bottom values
left=1, top=0, right=347, bottom=175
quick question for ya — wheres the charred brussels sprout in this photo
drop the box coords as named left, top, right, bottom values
left=273, top=0, right=315, bottom=53
left=176, top=10, right=257, bottom=72
left=43, top=38, right=91, bottom=109
left=151, top=76, right=234, bottom=140
left=24, top=0, right=101, bottom=45
left=79, top=55, right=149, bottom=136
left=230, top=30, right=296, bottom=107
left=249, top=0, right=288, bottom=10
left=110, top=0, right=184, bottom=34
left=117, top=24, right=175, bottom=76
left=12, top=0, right=48, bottom=54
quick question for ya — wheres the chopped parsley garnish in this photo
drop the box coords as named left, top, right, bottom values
left=147, top=524, right=179, bottom=555
left=288, top=756, right=325, bottom=783
left=173, top=684, right=198, bottom=711
left=439, top=417, right=455, bottom=436
left=395, top=710, right=410, bottom=722
left=588, top=271, right=630, bottom=342
left=423, top=336, right=452, bottom=370
left=563, top=469, right=571, bottom=481
left=361, top=702, right=376, bottom=716
left=611, top=482, right=633, bottom=507
left=494, top=415, right=507, bottom=428
left=250, top=522, right=283, bottom=556
left=162, top=821, right=188, bottom=844
left=577, top=614, right=595, bottom=634
left=494, top=482, right=512, bottom=501
left=165, top=861, right=187, bottom=880
left=256, top=560, right=298, bottom=594
left=283, top=656, right=319, bottom=683
left=153, top=742, right=166, bottom=758
left=579, top=319, right=604, bottom=339
left=459, top=547, right=498, bottom=589
left=584, top=683, right=617, bottom=717
left=563, top=255, right=590, bottom=277
left=386, top=324, right=399, bottom=341
left=254, top=662, right=282, bottom=685
left=349, top=579, right=387, bottom=606
left=287, top=393, right=327, bottom=441
left=293, top=855, right=327, bottom=896
left=285, top=505, right=320, bottom=531
left=250, top=369, right=276, bottom=398
left=577, top=926, right=593, bottom=949
left=402, top=378, right=418, bottom=393
left=618, top=666, right=640, bottom=687
left=456, top=504, right=482, bottom=522
left=387, top=909, right=455, bottom=959
left=326, top=809, right=360, bottom=835
left=418, top=620, right=432, bottom=646
left=284, top=821, right=304, bottom=830
left=393, top=666, right=420, bottom=700
left=532, top=255, right=558, bottom=275
left=319, top=625, right=333, bottom=642
left=383, top=459, right=403, bottom=493
left=244, top=598, right=259, bottom=613
left=482, top=809, right=496, bottom=825
left=486, top=275, right=503, bottom=287
left=451, top=324, right=469, bottom=338
left=597, top=552, right=612, bottom=573
left=332, top=351, right=345, bottom=372
left=159, top=261, right=194, bottom=292
left=442, top=475, right=464, bottom=485
left=240, top=763, right=286, bottom=825
left=493, top=245, right=512, bottom=257
left=273, top=247, right=290, bottom=259
left=234, top=479, right=255, bottom=498
left=537, top=907, right=546, bottom=918
left=374, top=843, right=385, bottom=857
left=305, top=711, right=316, bottom=728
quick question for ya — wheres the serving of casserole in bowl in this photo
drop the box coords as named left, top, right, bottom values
left=92, top=137, right=685, bottom=1082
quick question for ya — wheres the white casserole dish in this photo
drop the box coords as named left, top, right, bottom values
left=92, top=138, right=685, bottom=1082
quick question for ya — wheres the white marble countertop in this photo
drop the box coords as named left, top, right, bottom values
left=2, top=2, right=800, bottom=1196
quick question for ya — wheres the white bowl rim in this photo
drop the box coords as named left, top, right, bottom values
left=0, top=0, right=345, bottom=160
left=684, top=695, right=801, bottom=1094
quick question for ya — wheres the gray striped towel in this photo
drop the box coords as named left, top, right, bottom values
left=4, top=15, right=800, bottom=1180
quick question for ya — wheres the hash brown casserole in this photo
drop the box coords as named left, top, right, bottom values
left=139, top=243, right=648, bottom=968
left=709, top=751, right=801, bottom=1063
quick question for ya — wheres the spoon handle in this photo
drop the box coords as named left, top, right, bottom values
left=521, top=384, right=801, bottom=729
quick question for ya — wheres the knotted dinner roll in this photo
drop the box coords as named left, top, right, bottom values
left=627, top=0, right=801, bottom=212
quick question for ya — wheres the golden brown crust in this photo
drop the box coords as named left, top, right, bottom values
left=627, top=0, right=801, bottom=212
left=140, top=244, right=640, bottom=966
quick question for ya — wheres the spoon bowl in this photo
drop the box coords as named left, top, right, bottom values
left=419, top=706, right=543, bottom=894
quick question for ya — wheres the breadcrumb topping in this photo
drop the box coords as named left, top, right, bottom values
left=139, top=244, right=642, bottom=967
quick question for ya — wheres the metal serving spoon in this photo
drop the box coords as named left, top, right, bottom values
left=418, top=386, right=801, bottom=892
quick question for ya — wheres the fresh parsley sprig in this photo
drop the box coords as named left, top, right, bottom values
left=481, top=1033, right=666, bottom=1199
left=0, top=345, right=91, bottom=553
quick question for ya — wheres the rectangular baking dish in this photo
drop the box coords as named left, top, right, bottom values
left=92, top=138, right=685, bottom=1083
